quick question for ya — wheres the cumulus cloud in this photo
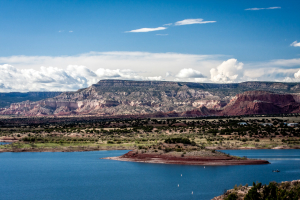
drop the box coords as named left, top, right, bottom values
left=2, top=51, right=300, bottom=92
left=280, top=70, right=300, bottom=82
left=126, top=27, right=167, bottom=33
left=245, top=7, right=281, bottom=10
left=0, top=64, right=163, bottom=92
left=210, top=59, right=244, bottom=83
left=244, top=67, right=298, bottom=82
left=176, top=68, right=206, bottom=78
left=294, top=70, right=300, bottom=79
left=291, top=41, right=300, bottom=47
left=175, top=18, right=216, bottom=26
left=0, top=51, right=221, bottom=81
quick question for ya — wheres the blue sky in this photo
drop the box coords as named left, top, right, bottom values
left=0, top=0, right=300, bottom=91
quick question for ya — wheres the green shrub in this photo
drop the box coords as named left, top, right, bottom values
left=225, top=193, right=238, bottom=200
left=164, top=137, right=191, bottom=144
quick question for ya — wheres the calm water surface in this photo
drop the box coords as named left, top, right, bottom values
left=0, top=142, right=11, bottom=145
left=0, top=149, right=299, bottom=200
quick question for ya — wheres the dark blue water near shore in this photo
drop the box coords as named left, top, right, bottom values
left=0, top=149, right=299, bottom=200
left=0, top=142, right=11, bottom=145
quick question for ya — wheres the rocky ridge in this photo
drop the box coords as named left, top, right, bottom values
left=1, top=80, right=300, bottom=117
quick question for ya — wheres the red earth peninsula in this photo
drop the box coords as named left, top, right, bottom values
left=102, top=141, right=269, bottom=166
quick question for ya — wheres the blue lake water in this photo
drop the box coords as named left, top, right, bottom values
left=0, top=142, right=11, bottom=145
left=0, top=149, right=299, bottom=200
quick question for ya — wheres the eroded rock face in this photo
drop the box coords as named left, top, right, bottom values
left=1, top=80, right=300, bottom=117
left=221, top=91, right=300, bottom=116
left=192, top=100, right=226, bottom=109
left=292, top=93, right=300, bottom=103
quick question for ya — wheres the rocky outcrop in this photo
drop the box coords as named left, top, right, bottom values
left=221, top=91, right=300, bottom=116
left=180, top=107, right=212, bottom=117
left=292, top=93, right=300, bottom=103
left=192, top=100, right=226, bottom=109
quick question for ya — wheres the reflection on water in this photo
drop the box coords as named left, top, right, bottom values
left=0, top=149, right=299, bottom=200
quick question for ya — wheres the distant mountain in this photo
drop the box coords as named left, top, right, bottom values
left=1, top=80, right=300, bottom=117
left=0, top=92, right=62, bottom=108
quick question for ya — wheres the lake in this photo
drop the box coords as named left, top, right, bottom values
left=0, top=149, right=299, bottom=200
left=0, top=142, right=11, bottom=145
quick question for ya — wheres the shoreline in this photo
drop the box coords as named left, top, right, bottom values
left=0, top=145, right=133, bottom=153
left=0, top=144, right=299, bottom=153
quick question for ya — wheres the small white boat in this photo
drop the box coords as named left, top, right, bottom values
left=178, top=184, right=179, bottom=187
left=192, top=191, right=193, bottom=195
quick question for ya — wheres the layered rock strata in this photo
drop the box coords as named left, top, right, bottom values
left=1, top=80, right=300, bottom=117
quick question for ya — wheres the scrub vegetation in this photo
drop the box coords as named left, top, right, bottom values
left=1, top=114, right=300, bottom=152
left=216, top=180, right=300, bottom=200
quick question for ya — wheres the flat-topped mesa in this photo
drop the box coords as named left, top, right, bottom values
left=239, top=81, right=290, bottom=90
left=235, top=90, right=296, bottom=104
left=93, top=79, right=180, bottom=87
left=2, top=80, right=300, bottom=117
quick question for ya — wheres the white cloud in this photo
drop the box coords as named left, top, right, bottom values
left=1, top=51, right=300, bottom=92
left=176, top=68, right=206, bottom=78
left=248, top=58, right=300, bottom=69
left=282, top=77, right=293, bottom=82
left=294, top=70, right=300, bottom=79
left=166, top=72, right=172, bottom=77
left=0, top=64, right=163, bottom=92
left=126, top=27, right=167, bottom=33
left=267, top=7, right=281, bottom=9
left=244, top=67, right=298, bottom=82
left=0, top=51, right=221, bottom=80
left=95, top=68, right=162, bottom=81
left=280, top=70, right=300, bottom=82
left=291, top=41, right=300, bottom=47
left=126, top=19, right=215, bottom=33
left=245, top=7, right=281, bottom=10
left=175, top=18, right=216, bottom=26
left=210, top=59, right=244, bottom=83
left=69, top=30, right=73, bottom=33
